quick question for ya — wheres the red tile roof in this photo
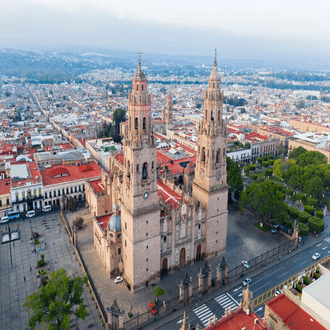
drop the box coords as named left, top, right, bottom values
left=115, top=154, right=124, bottom=165
left=204, top=309, right=267, bottom=330
left=95, top=214, right=111, bottom=230
left=40, top=162, right=101, bottom=186
left=49, top=167, right=70, bottom=178
left=90, top=179, right=105, bottom=194
left=157, top=180, right=182, bottom=209
left=0, top=178, right=11, bottom=195
left=266, top=294, right=327, bottom=330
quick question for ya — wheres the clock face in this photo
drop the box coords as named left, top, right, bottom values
left=217, top=173, right=221, bottom=180
left=200, top=171, right=204, bottom=178
left=144, top=192, right=149, bottom=199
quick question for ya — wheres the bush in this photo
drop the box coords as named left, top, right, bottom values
left=303, top=276, right=312, bottom=285
left=255, top=223, right=270, bottom=232
left=275, top=183, right=285, bottom=193
left=306, top=197, right=318, bottom=207
left=268, top=155, right=274, bottom=159
left=278, top=192, right=286, bottom=201
left=295, top=193, right=306, bottom=203
left=249, top=173, right=257, bottom=181
left=296, top=283, right=302, bottom=293
left=286, top=188, right=294, bottom=196
left=262, top=156, right=269, bottom=161
left=265, top=168, right=273, bottom=177
left=74, top=217, right=84, bottom=229
left=297, top=221, right=309, bottom=236
left=248, top=164, right=256, bottom=171
left=244, top=166, right=249, bottom=174
left=288, top=206, right=300, bottom=219
left=316, top=211, right=324, bottom=219
left=262, top=161, right=270, bottom=168
left=313, top=272, right=320, bottom=279
left=257, top=157, right=263, bottom=163
left=304, top=205, right=315, bottom=216
left=269, top=159, right=275, bottom=165
left=40, top=270, right=47, bottom=276
left=316, top=266, right=320, bottom=273
left=37, top=259, right=45, bottom=267
left=34, top=239, right=40, bottom=245
left=285, top=218, right=293, bottom=228
left=308, top=216, right=325, bottom=233
left=298, top=212, right=310, bottom=223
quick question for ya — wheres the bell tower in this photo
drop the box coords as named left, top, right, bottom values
left=121, top=51, right=160, bottom=291
left=192, top=50, right=228, bottom=258
left=165, top=92, right=174, bottom=133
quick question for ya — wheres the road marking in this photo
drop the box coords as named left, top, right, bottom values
left=301, top=260, right=309, bottom=265
left=279, top=271, right=288, bottom=277
left=317, top=243, right=322, bottom=247
left=253, top=281, right=272, bottom=292
left=238, top=293, right=242, bottom=297
left=193, top=305, right=217, bottom=326
left=215, top=293, right=239, bottom=311
left=293, top=258, right=301, bottom=263
left=324, top=238, right=330, bottom=243
left=322, top=246, right=328, bottom=250
left=256, top=307, right=263, bottom=312
left=233, top=286, right=242, bottom=293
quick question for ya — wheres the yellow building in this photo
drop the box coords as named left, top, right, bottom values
left=0, top=178, right=11, bottom=217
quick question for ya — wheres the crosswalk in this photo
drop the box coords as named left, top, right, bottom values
left=215, top=293, right=239, bottom=311
left=324, top=237, right=330, bottom=244
left=193, top=304, right=217, bottom=326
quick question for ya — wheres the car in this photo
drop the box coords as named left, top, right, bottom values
left=271, top=228, right=278, bottom=234
left=273, top=224, right=280, bottom=230
left=25, top=210, right=35, bottom=218
left=242, top=261, right=251, bottom=269
left=114, top=276, right=124, bottom=284
left=312, top=253, right=320, bottom=260
left=0, top=216, right=9, bottom=223
left=243, top=277, right=252, bottom=286
left=148, top=302, right=157, bottom=315
left=42, top=205, right=52, bottom=212
left=275, top=290, right=282, bottom=296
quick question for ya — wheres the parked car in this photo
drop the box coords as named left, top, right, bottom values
left=271, top=228, right=278, bottom=234
left=148, top=302, right=157, bottom=315
left=42, top=205, right=52, bottom=212
left=26, top=210, right=35, bottom=218
left=275, top=290, right=282, bottom=296
left=243, top=277, right=252, bottom=286
left=242, top=261, right=251, bottom=269
left=273, top=224, right=280, bottom=229
left=312, top=253, right=321, bottom=260
left=0, top=216, right=9, bottom=223
left=114, top=276, right=124, bottom=284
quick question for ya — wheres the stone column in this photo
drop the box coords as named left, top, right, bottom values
left=119, top=314, right=124, bottom=329
left=216, top=263, right=221, bottom=286
left=179, top=281, right=184, bottom=303
left=207, top=264, right=213, bottom=290
left=198, top=268, right=203, bottom=293
left=188, top=277, right=193, bottom=301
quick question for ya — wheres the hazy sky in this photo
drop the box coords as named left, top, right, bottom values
left=1, top=0, right=330, bottom=65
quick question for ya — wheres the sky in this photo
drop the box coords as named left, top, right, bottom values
left=1, top=0, right=330, bottom=67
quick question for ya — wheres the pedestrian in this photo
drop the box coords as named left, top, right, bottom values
left=24, top=277, right=26, bottom=282
left=30, top=266, right=32, bottom=271
left=22, top=239, right=23, bottom=242
left=303, top=241, right=304, bottom=245
left=45, top=243, right=47, bottom=246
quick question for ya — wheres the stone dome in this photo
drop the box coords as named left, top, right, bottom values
left=133, top=63, right=147, bottom=82
left=209, top=65, right=221, bottom=82
left=108, top=205, right=121, bottom=231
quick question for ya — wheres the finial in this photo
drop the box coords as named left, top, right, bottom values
left=138, top=49, right=142, bottom=71
left=214, top=47, right=217, bottom=67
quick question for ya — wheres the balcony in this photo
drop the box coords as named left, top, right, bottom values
left=12, top=195, right=43, bottom=204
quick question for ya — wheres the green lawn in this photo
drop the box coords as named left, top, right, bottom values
left=255, top=223, right=270, bottom=231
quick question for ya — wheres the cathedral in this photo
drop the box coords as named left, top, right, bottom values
left=88, top=53, right=229, bottom=292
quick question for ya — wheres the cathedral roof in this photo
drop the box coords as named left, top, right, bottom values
left=209, top=50, right=221, bottom=82
left=108, top=205, right=121, bottom=231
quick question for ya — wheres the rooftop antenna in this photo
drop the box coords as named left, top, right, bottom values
left=214, top=47, right=217, bottom=67
left=138, top=49, right=142, bottom=71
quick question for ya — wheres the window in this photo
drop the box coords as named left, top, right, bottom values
left=213, top=83, right=215, bottom=88
left=0, top=200, right=2, bottom=207
left=146, top=233, right=148, bottom=237
left=211, top=111, right=214, bottom=121
left=201, top=147, right=206, bottom=162
left=142, top=84, right=144, bottom=91
left=125, top=222, right=127, bottom=230
left=146, top=268, right=148, bottom=272
left=163, top=235, right=167, bottom=242
left=142, top=162, right=148, bottom=180
left=67, top=187, right=69, bottom=194
left=152, top=161, right=154, bottom=169
left=135, top=117, right=138, bottom=130
left=49, top=192, right=52, bottom=198
left=125, top=240, right=127, bottom=247
left=45, top=192, right=48, bottom=199
left=143, top=117, right=146, bottom=130
left=75, top=186, right=77, bottom=193
left=6, top=199, right=9, bottom=205
left=79, top=185, right=81, bottom=192
left=83, top=185, right=85, bottom=191
left=136, top=85, right=139, bottom=91
left=218, top=110, right=220, bottom=121
left=146, top=220, right=148, bottom=224
left=146, top=258, right=148, bottom=262
left=62, top=189, right=65, bottom=195
left=58, top=190, right=60, bottom=196
left=118, top=248, right=121, bottom=255
left=53, top=191, right=56, bottom=197
left=136, top=164, right=139, bottom=172
left=71, top=187, right=73, bottom=193
left=216, top=149, right=220, bottom=163
left=146, top=245, right=148, bottom=249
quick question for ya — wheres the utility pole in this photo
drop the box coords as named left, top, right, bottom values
left=8, top=223, right=13, bottom=266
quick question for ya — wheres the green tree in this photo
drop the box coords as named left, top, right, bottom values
left=24, top=268, right=88, bottom=330
left=112, top=108, right=126, bottom=142
left=153, top=285, right=165, bottom=304
left=227, top=157, right=244, bottom=201
left=289, top=146, right=307, bottom=162
left=304, top=176, right=323, bottom=200
left=283, top=165, right=305, bottom=189
left=278, top=145, right=286, bottom=156
left=74, top=217, right=84, bottom=229
left=240, top=181, right=287, bottom=223
left=297, top=151, right=327, bottom=167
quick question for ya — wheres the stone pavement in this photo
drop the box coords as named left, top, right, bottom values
left=66, top=204, right=305, bottom=323
left=0, top=211, right=104, bottom=330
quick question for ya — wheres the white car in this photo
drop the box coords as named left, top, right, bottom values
left=243, top=277, right=252, bottom=286
left=26, top=210, right=35, bottom=218
left=275, top=290, right=282, bottom=296
left=312, top=253, right=320, bottom=260
left=42, top=205, right=52, bottom=212
left=114, top=276, right=124, bottom=284
left=242, top=261, right=251, bottom=269
left=0, top=216, right=9, bottom=223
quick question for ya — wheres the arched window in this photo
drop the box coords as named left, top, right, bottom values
left=152, top=161, right=154, bottom=169
left=205, top=110, right=207, bottom=120
left=223, top=148, right=226, bottom=158
left=201, top=147, right=206, bottom=162
left=216, top=149, right=220, bottom=163
left=211, top=111, right=214, bottom=121
left=137, top=85, right=139, bottom=91
left=142, top=162, right=148, bottom=180
left=135, top=117, right=138, bottom=130
left=213, top=83, right=215, bottom=88
left=127, top=160, right=130, bottom=177
left=143, top=117, right=146, bottom=130
left=218, top=110, right=220, bottom=121
left=142, top=85, right=144, bottom=91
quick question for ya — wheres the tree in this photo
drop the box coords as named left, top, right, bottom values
left=240, top=181, right=287, bottom=223
left=297, top=151, right=327, bottom=167
left=74, top=217, right=84, bottom=229
left=283, top=165, right=305, bottom=189
left=288, top=146, right=307, bottom=162
left=153, top=285, right=165, bottom=304
left=304, top=176, right=323, bottom=200
left=226, top=157, right=243, bottom=201
left=273, top=158, right=296, bottom=179
left=278, top=145, right=286, bottom=156
left=67, top=197, right=78, bottom=211
left=24, top=268, right=88, bottom=330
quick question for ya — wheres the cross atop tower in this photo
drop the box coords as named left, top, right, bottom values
left=214, top=47, right=217, bottom=67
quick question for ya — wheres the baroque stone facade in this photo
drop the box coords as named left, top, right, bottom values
left=90, top=53, right=229, bottom=292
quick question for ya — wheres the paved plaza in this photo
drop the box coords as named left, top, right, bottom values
left=0, top=210, right=104, bottom=330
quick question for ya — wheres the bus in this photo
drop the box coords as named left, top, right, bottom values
left=7, top=211, right=20, bottom=220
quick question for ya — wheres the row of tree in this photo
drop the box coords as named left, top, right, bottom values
left=99, top=108, right=126, bottom=142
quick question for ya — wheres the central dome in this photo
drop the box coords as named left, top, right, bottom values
left=108, top=204, right=121, bottom=231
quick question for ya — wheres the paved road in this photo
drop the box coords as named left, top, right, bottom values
left=154, top=236, right=330, bottom=330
